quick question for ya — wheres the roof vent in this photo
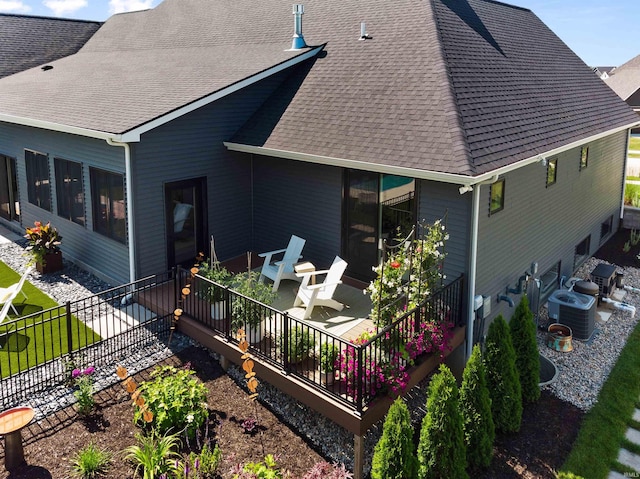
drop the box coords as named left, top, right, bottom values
left=289, top=4, right=307, bottom=50
left=41, top=65, right=53, bottom=71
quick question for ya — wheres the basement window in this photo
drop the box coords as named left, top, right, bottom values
left=574, top=235, right=590, bottom=270
left=600, top=216, right=613, bottom=244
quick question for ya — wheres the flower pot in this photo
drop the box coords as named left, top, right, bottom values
left=319, top=370, right=335, bottom=386
left=36, top=252, right=63, bottom=274
left=246, top=322, right=264, bottom=345
left=211, top=300, right=227, bottom=320
left=547, top=323, right=573, bottom=352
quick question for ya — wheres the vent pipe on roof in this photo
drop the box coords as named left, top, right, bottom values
left=359, top=22, right=372, bottom=40
left=290, top=4, right=307, bottom=50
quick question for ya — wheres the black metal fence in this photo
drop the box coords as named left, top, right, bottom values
left=0, top=271, right=175, bottom=408
left=181, top=270, right=465, bottom=412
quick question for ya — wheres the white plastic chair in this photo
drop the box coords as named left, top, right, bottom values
left=0, top=266, right=33, bottom=317
left=294, top=256, right=347, bottom=319
left=258, top=235, right=306, bottom=292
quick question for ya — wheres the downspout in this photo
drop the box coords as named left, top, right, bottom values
left=465, top=174, right=499, bottom=360
left=106, top=138, right=136, bottom=284
left=466, top=184, right=481, bottom=359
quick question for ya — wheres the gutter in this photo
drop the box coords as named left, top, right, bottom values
left=225, top=119, right=640, bottom=188
left=106, top=138, right=136, bottom=284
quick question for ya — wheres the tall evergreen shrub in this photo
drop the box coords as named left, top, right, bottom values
left=371, top=397, right=417, bottom=479
left=509, top=295, right=541, bottom=403
left=484, top=314, right=522, bottom=433
left=460, top=344, right=495, bottom=471
left=417, top=364, right=468, bottom=479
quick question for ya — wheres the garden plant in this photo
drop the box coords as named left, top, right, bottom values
left=459, top=344, right=495, bottom=471
left=484, top=314, right=522, bottom=433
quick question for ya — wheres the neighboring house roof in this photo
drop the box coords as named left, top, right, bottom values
left=0, top=2, right=321, bottom=137
left=230, top=0, right=639, bottom=177
left=0, top=14, right=102, bottom=78
left=0, top=0, right=637, bottom=178
left=605, top=54, right=640, bottom=101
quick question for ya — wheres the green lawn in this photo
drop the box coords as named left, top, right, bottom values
left=561, top=318, right=640, bottom=478
left=630, top=136, right=640, bottom=151
left=0, top=261, right=100, bottom=378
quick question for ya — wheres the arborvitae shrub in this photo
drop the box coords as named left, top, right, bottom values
left=417, top=364, right=468, bottom=479
left=371, top=397, right=417, bottom=479
left=460, top=344, right=495, bottom=471
left=509, top=295, right=541, bottom=403
left=484, top=314, right=522, bottom=433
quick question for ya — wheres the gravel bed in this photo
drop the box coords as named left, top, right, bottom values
left=2, top=236, right=638, bottom=471
left=537, top=256, right=640, bottom=411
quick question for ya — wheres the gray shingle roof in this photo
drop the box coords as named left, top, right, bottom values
left=0, top=0, right=637, bottom=177
left=605, top=54, right=640, bottom=101
left=0, top=1, right=313, bottom=134
left=232, top=0, right=639, bottom=177
left=0, top=14, right=101, bottom=78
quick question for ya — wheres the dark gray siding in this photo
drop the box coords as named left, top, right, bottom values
left=0, top=122, right=129, bottom=284
left=252, top=156, right=342, bottom=270
left=475, top=131, right=627, bottom=329
left=133, top=70, right=289, bottom=277
left=417, top=180, right=471, bottom=283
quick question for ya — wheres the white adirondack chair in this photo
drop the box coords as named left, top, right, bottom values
left=0, top=266, right=33, bottom=316
left=0, top=266, right=33, bottom=346
left=294, top=256, right=348, bottom=319
left=258, top=235, right=306, bottom=292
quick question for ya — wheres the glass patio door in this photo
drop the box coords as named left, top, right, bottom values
left=343, top=170, right=415, bottom=281
left=0, top=155, right=19, bottom=222
left=165, top=178, right=207, bottom=268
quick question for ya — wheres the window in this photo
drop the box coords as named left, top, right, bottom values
left=25, top=150, right=51, bottom=211
left=546, top=158, right=557, bottom=187
left=540, top=261, right=561, bottom=301
left=580, top=146, right=589, bottom=171
left=55, top=158, right=84, bottom=226
left=489, top=178, right=505, bottom=215
left=600, top=216, right=613, bottom=244
left=90, top=168, right=126, bottom=243
left=574, top=235, right=590, bottom=269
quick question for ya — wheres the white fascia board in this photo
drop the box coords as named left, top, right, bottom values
left=469, top=120, right=640, bottom=185
left=223, top=142, right=475, bottom=184
left=0, top=113, right=120, bottom=141
left=120, top=45, right=326, bottom=143
left=226, top=119, right=640, bottom=187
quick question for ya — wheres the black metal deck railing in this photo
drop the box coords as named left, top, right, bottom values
left=181, top=270, right=465, bottom=413
left=0, top=267, right=463, bottom=415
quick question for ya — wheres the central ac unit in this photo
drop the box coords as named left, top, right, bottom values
left=548, top=290, right=596, bottom=340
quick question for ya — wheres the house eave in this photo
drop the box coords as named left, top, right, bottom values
left=226, top=119, right=640, bottom=187
left=223, top=142, right=477, bottom=184
left=0, top=114, right=121, bottom=141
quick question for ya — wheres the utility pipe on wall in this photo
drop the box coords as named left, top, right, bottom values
left=106, top=138, right=136, bottom=284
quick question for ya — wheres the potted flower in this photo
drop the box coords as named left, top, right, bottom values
left=231, top=271, right=277, bottom=344
left=319, top=342, right=339, bottom=385
left=24, top=221, right=63, bottom=274
left=199, top=259, right=232, bottom=320
left=280, top=326, right=316, bottom=364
